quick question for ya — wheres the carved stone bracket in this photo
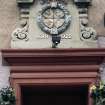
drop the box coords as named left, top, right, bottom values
left=74, top=0, right=97, bottom=41
left=74, top=0, right=92, bottom=7
left=16, top=0, right=34, bottom=20
left=11, top=0, right=35, bottom=42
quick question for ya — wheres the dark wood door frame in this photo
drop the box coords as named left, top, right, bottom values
left=2, top=48, right=105, bottom=105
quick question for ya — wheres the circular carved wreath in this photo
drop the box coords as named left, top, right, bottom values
left=37, top=3, right=71, bottom=35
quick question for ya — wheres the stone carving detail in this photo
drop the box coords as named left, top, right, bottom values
left=74, top=0, right=92, bottom=7
left=80, top=24, right=97, bottom=40
left=12, top=0, right=35, bottom=42
left=40, top=0, right=68, bottom=5
left=37, top=2, right=71, bottom=35
left=75, top=0, right=97, bottom=41
left=16, top=0, right=34, bottom=22
left=19, top=8, right=30, bottom=20
left=11, top=20, right=29, bottom=41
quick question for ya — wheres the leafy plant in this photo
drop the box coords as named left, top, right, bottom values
left=0, top=87, right=16, bottom=105
left=90, top=82, right=105, bottom=105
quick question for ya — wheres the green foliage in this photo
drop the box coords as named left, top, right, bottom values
left=0, top=87, right=16, bottom=105
left=90, top=82, right=105, bottom=105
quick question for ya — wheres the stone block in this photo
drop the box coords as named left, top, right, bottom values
left=17, top=0, right=34, bottom=3
left=74, top=0, right=91, bottom=3
left=74, top=0, right=92, bottom=7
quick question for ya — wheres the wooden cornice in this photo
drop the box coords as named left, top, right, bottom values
left=1, top=48, right=105, bottom=66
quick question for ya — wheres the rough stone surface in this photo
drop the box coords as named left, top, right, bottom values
left=0, top=0, right=19, bottom=49
left=89, top=0, right=105, bottom=36
left=0, top=53, right=10, bottom=89
left=100, top=62, right=105, bottom=83
left=97, top=36, right=105, bottom=48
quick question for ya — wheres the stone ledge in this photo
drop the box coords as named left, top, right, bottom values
left=17, top=0, right=34, bottom=3
left=1, top=48, right=105, bottom=66
left=74, top=0, right=92, bottom=7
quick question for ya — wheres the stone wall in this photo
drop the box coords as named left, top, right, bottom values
left=0, top=53, right=10, bottom=89
left=0, top=0, right=19, bottom=49
left=89, top=0, right=105, bottom=36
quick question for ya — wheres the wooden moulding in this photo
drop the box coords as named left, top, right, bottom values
left=1, top=48, right=105, bottom=105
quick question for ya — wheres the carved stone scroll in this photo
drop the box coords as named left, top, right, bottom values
left=75, top=0, right=97, bottom=41
left=11, top=0, right=35, bottom=43
left=11, top=20, right=29, bottom=41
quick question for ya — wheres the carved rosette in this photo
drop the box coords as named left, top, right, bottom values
left=80, top=24, right=97, bottom=40
left=37, top=2, right=71, bottom=35
left=12, top=29, right=28, bottom=41
left=11, top=21, right=29, bottom=41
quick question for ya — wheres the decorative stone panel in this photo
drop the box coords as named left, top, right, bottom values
left=11, top=0, right=97, bottom=48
